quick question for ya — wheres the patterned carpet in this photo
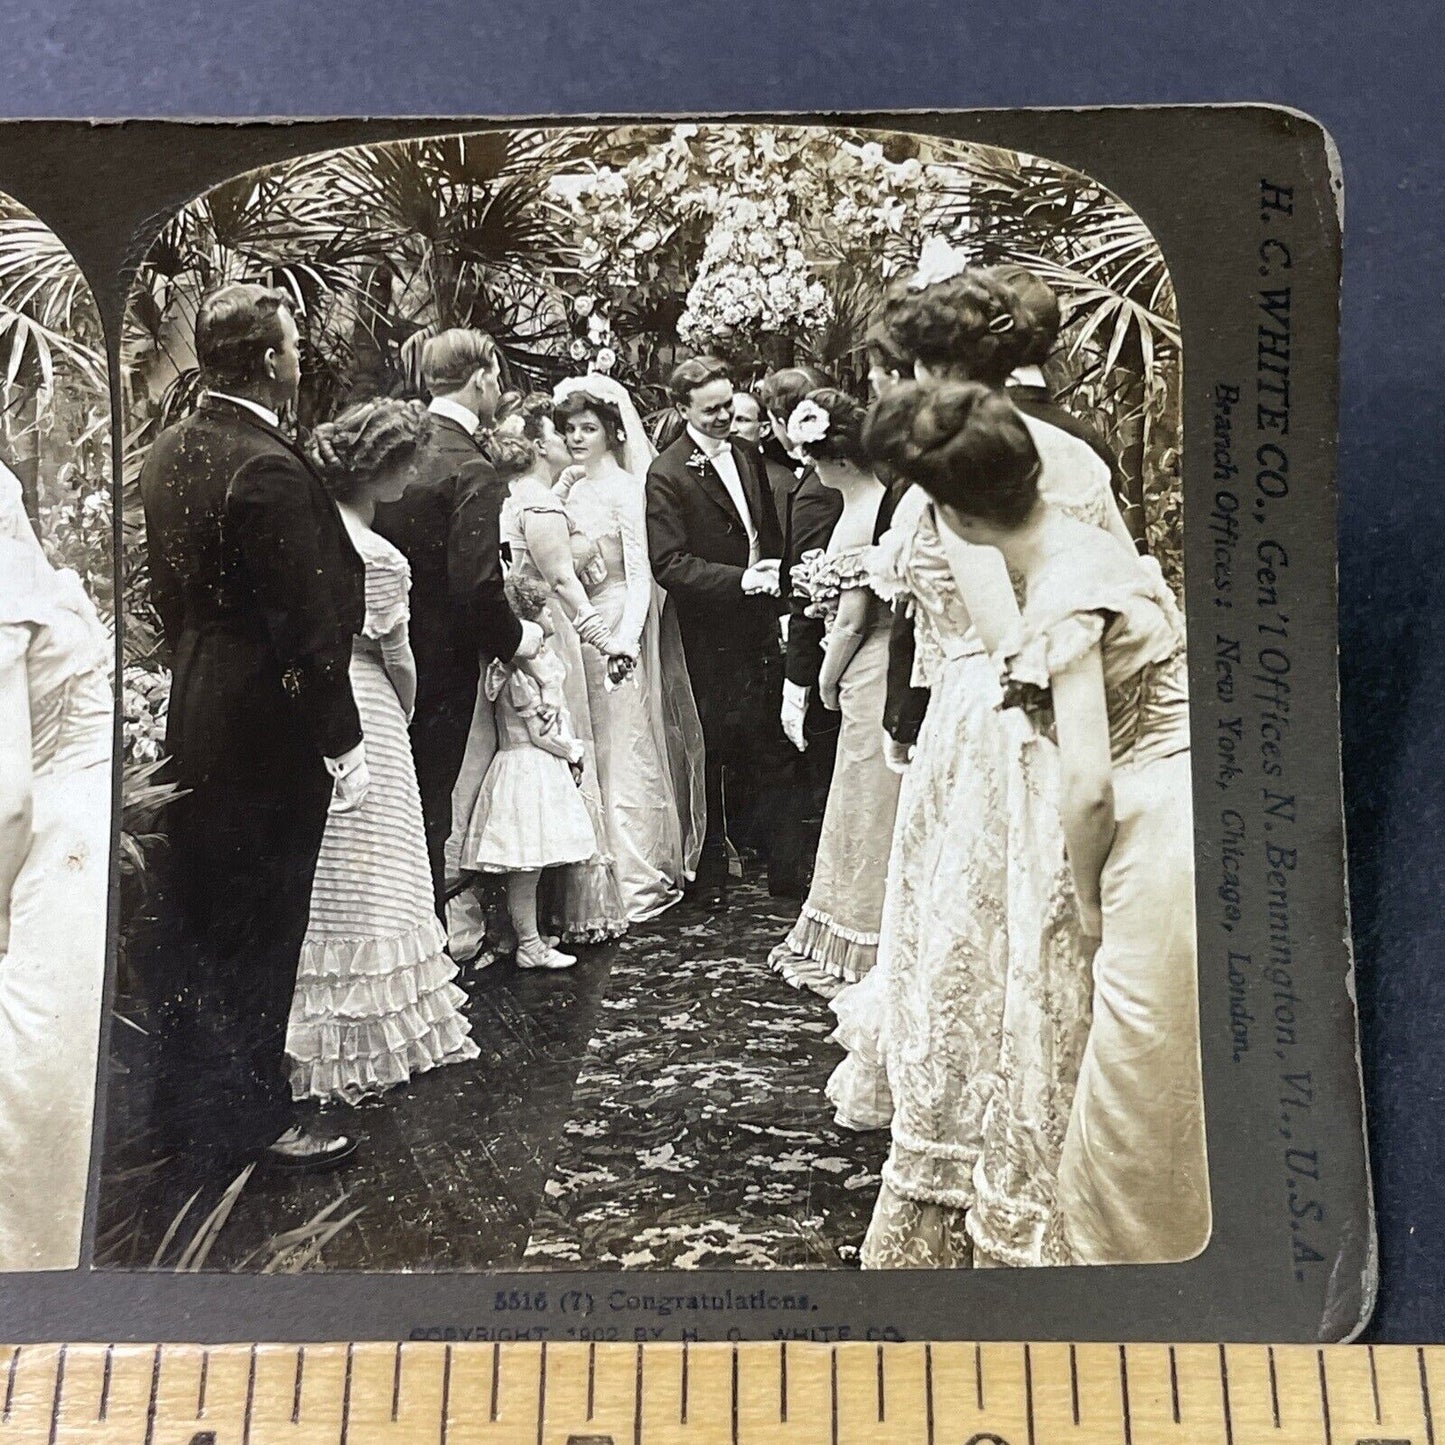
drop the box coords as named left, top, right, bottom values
left=100, top=876, right=888, bottom=1272
left=521, top=880, right=888, bottom=1270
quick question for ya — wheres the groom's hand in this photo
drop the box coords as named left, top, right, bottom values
left=781, top=681, right=809, bottom=752
left=742, top=558, right=781, bottom=597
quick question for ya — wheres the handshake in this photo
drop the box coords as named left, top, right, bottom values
left=741, top=557, right=782, bottom=597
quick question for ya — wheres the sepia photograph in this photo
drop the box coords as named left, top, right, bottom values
left=92, top=119, right=1206, bottom=1275
left=0, top=194, right=114, bottom=1271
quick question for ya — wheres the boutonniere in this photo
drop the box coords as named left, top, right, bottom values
left=686, top=449, right=710, bottom=474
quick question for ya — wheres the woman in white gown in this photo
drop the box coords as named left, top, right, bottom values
left=872, top=379, right=1208, bottom=1264
left=828, top=255, right=1137, bottom=1268
left=550, top=375, right=705, bottom=923
left=0, top=463, right=113, bottom=1270
left=287, top=401, right=479, bottom=1104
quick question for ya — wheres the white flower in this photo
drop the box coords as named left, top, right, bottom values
left=573, top=294, right=595, bottom=317
left=569, top=338, right=589, bottom=361
left=593, top=347, right=617, bottom=374
left=787, top=399, right=830, bottom=450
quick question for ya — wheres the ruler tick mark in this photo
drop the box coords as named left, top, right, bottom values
left=542, top=1340, right=551, bottom=1445
left=1168, top=1346, right=1181, bottom=1425
left=1219, top=1344, right=1235, bottom=1445
left=99, top=1343, right=113, bottom=1421
left=1025, top=1343, right=1037, bottom=1445
left=292, top=1345, right=305, bottom=1424
left=47, top=1344, right=66, bottom=1445
left=491, top=1341, right=501, bottom=1422
left=780, top=1340, right=788, bottom=1424
left=142, top=1343, right=161, bottom=1445
left=340, top=1343, right=354, bottom=1445
left=877, top=1343, right=886, bottom=1422
left=830, top=1347, right=839, bottom=1445
left=681, top=1340, right=689, bottom=1425
left=391, top=1341, right=402, bottom=1422
left=731, top=1345, right=740, bottom=1445
left=633, top=1342, right=644, bottom=1445
left=1318, top=1348, right=1333, bottom=1445
left=1118, top=1345, right=1132, bottom=1445
left=1268, top=1345, right=1280, bottom=1427
left=585, top=1341, right=594, bottom=1422
left=975, top=1341, right=984, bottom=1410
left=5, top=1346, right=21, bottom=1422
left=1421, top=1347, right=1436, bottom=1445
left=197, top=1349, right=209, bottom=1418
left=925, top=1343, right=935, bottom=1445
left=1368, top=1343, right=1382, bottom=1423
left=1069, top=1343, right=1080, bottom=1427
left=441, top=1344, right=452, bottom=1445
left=242, top=1343, right=257, bottom=1445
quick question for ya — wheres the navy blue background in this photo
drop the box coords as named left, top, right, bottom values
left=3, top=0, right=1439, bottom=1341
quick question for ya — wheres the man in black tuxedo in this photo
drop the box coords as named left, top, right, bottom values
left=757, top=367, right=843, bottom=897
left=140, top=283, right=364, bottom=1172
left=646, top=355, right=788, bottom=888
left=372, top=329, right=542, bottom=921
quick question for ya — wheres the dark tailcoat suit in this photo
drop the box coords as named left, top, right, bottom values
left=646, top=432, right=789, bottom=874
left=771, top=462, right=844, bottom=894
left=140, top=395, right=364, bottom=1157
left=373, top=412, right=522, bottom=914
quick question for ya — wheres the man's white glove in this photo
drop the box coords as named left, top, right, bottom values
left=741, top=558, right=781, bottom=597
left=781, top=681, right=809, bottom=752
left=882, top=733, right=915, bottom=774
left=513, top=618, right=545, bottom=660
left=325, top=741, right=371, bottom=814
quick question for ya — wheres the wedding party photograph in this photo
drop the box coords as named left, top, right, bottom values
left=91, top=119, right=1207, bottom=1275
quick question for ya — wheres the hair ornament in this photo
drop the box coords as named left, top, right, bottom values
left=987, top=310, right=1017, bottom=334
left=907, top=234, right=971, bottom=292
left=786, top=398, right=832, bottom=451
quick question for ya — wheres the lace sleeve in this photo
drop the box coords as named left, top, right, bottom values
left=614, top=477, right=653, bottom=655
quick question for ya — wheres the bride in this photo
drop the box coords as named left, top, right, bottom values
left=551, top=374, right=704, bottom=922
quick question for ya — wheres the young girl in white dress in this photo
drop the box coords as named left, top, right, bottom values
left=461, top=574, right=599, bottom=971
left=289, top=400, right=480, bottom=1105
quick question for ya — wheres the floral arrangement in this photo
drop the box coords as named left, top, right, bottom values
left=564, top=292, right=621, bottom=376
left=554, top=125, right=947, bottom=361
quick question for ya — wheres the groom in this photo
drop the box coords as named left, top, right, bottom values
left=646, top=355, right=788, bottom=888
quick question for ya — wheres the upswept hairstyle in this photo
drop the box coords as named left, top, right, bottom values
left=667, top=354, right=732, bottom=406
left=989, top=263, right=1062, bottom=369
left=421, top=328, right=500, bottom=393
left=553, top=387, right=626, bottom=456
left=786, top=387, right=870, bottom=468
left=864, top=319, right=911, bottom=379
left=480, top=430, right=537, bottom=483
left=878, top=267, right=1029, bottom=386
left=498, top=392, right=557, bottom=442
left=863, top=380, right=1042, bottom=529
left=503, top=572, right=551, bottom=623
left=195, top=283, right=294, bottom=391
left=758, top=365, right=833, bottom=424
left=306, top=398, right=432, bottom=503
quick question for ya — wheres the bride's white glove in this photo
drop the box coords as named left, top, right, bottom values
left=781, top=681, right=809, bottom=752
left=882, top=733, right=914, bottom=774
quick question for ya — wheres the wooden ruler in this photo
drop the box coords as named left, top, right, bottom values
left=0, top=1341, right=1434, bottom=1444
